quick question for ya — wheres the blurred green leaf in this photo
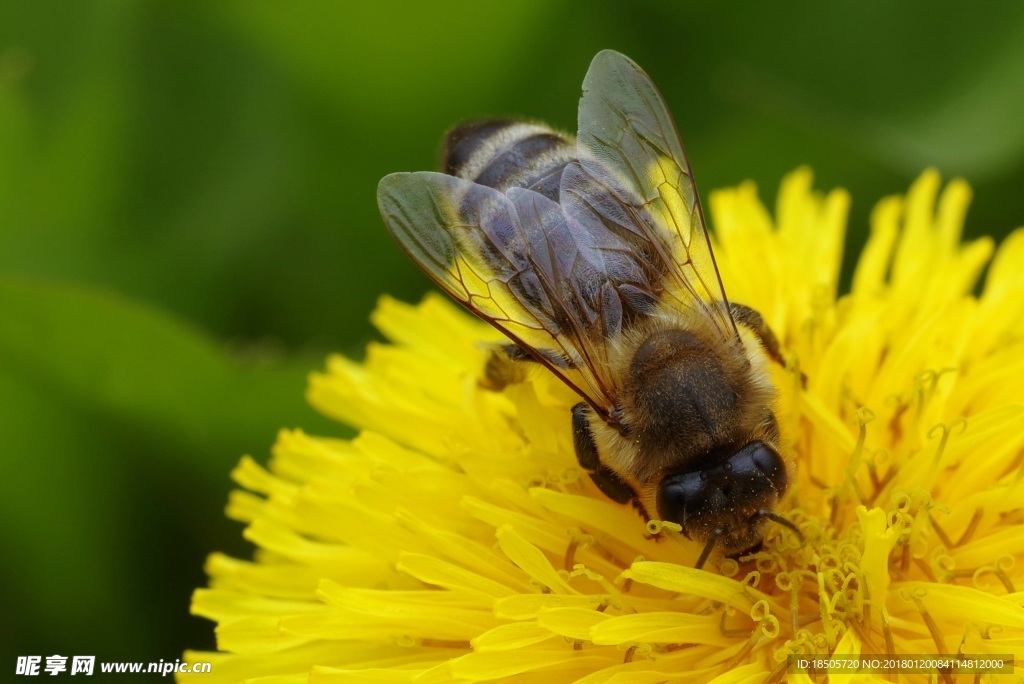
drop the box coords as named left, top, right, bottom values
left=895, top=26, right=1024, bottom=179
left=0, top=367, right=136, bottom=657
left=706, top=13, right=1024, bottom=181
left=203, top=0, right=549, bottom=119
left=0, top=276, right=339, bottom=468
left=0, top=276, right=339, bottom=658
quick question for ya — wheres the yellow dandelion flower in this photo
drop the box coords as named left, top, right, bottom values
left=182, top=169, right=1024, bottom=684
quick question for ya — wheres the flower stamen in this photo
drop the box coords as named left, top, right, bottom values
left=764, top=659, right=789, bottom=684
left=904, top=589, right=950, bottom=659
left=927, top=417, right=968, bottom=467
left=928, top=513, right=955, bottom=548
left=720, top=609, right=753, bottom=639
left=954, top=509, right=983, bottom=547
left=723, top=631, right=759, bottom=671
left=973, top=556, right=1016, bottom=593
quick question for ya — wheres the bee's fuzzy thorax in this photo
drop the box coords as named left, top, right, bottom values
left=590, top=304, right=779, bottom=494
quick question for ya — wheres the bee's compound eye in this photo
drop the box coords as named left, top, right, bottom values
left=732, top=442, right=787, bottom=494
left=656, top=471, right=704, bottom=536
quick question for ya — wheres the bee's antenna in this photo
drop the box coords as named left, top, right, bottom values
left=695, top=528, right=723, bottom=570
left=755, top=509, right=804, bottom=543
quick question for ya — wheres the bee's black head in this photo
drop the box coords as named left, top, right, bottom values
left=656, top=441, right=789, bottom=557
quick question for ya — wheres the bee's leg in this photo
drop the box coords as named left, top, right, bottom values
left=482, top=343, right=573, bottom=390
left=728, top=303, right=784, bottom=366
left=482, top=344, right=527, bottom=390
left=572, top=402, right=635, bottom=504
left=729, top=302, right=807, bottom=386
left=695, top=529, right=723, bottom=570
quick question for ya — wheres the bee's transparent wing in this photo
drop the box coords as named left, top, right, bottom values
left=572, top=49, right=737, bottom=340
left=378, top=172, right=644, bottom=416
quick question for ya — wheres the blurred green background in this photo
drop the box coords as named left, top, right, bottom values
left=2, top=0, right=1022, bottom=675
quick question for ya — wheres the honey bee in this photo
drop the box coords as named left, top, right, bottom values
left=377, top=50, right=799, bottom=567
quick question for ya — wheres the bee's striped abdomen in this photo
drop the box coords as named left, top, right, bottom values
left=443, top=119, right=576, bottom=201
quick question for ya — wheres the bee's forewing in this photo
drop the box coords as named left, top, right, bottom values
left=575, top=49, right=737, bottom=339
left=377, top=171, right=622, bottom=415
